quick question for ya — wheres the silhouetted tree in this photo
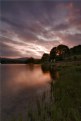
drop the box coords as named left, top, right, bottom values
left=50, top=47, right=56, bottom=61
left=49, top=45, right=70, bottom=61
left=27, top=57, right=34, bottom=63
left=56, top=44, right=70, bottom=60
left=70, top=45, right=81, bottom=55
left=41, top=53, right=50, bottom=62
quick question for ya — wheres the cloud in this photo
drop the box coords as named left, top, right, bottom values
left=0, top=34, right=49, bottom=58
left=1, top=0, right=81, bottom=58
left=0, top=41, right=21, bottom=57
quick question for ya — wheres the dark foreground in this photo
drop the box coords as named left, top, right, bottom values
left=24, top=61, right=81, bottom=121
left=1, top=61, right=81, bottom=121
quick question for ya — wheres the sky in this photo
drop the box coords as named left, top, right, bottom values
left=0, top=0, right=81, bottom=58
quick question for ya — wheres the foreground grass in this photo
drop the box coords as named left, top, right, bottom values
left=51, top=63, right=81, bottom=121
left=15, top=62, right=81, bottom=121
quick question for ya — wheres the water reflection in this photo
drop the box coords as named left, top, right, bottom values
left=1, top=64, right=59, bottom=100
left=1, top=64, right=52, bottom=96
left=1, top=64, right=59, bottom=121
left=41, top=64, right=59, bottom=80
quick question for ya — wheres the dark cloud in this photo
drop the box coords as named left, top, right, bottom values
left=1, top=17, right=25, bottom=30
left=67, top=34, right=81, bottom=43
left=0, top=0, right=81, bottom=58
left=54, top=23, right=70, bottom=31
left=0, top=42, right=21, bottom=57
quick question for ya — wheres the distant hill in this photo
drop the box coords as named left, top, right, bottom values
left=0, top=57, right=41, bottom=64
left=1, top=57, right=29, bottom=64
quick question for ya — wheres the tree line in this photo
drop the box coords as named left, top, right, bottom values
left=41, top=44, right=81, bottom=62
left=1, top=44, right=81, bottom=64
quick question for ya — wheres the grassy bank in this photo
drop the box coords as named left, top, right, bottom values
left=15, top=61, right=81, bottom=121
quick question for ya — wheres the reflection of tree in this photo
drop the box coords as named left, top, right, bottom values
left=27, top=64, right=34, bottom=71
left=41, top=64, right=49, bottom=73
left=41, top=64, right=59, bottom=100
left=41, top=64, right=59, bottom=80
left=49, top=68, right=59, bottom=80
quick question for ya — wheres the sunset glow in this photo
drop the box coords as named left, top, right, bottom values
left=0, top=0, right=81, bottom=58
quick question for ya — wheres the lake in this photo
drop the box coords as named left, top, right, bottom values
left=0, top=64, right=58, bottom=121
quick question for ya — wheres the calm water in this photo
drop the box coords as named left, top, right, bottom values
left=0, top=64, right=58, bottom=121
